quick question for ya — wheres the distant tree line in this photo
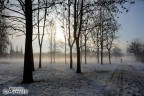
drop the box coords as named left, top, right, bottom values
left=9, top=44, right=23, bottom=57
left=127, top=39, right=144, bottom=62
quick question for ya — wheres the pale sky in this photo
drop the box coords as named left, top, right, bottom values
left=9, top=0, right=144, bottom=53
left=117, top=0, right=144, bottom=50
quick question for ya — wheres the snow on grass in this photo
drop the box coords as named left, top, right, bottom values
left=0, top=58, right=144, bottom=96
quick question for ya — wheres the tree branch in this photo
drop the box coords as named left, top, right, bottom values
left=0, top=14, right=25, bottom=20
left=4, top=6, right=25, bottom=16
left=32, top=2, right=60, bottom=11
left=17, top=0, right=25, bottom=14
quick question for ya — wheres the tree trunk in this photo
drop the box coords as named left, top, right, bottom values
left=97, top=47, right=99, bottom=63
left=54, top=29, right=56, bottom=63
left=74, top=0, right=82, bottom=73
left=108, top=49, right=111, bottom=64
left=101, top=46, right=103, bottom=64
left=70, top=46, right=73, bottom=69
left=80, top=34, right=82, bottom=63
left=50, top=26, right=53, bottom=64
left=38, top=0, right=47, bottom=67
left=65, top=37, right=67, bottom=64
left=84, top=35, right=87, bottom=64
left=100, top=29, right=103, bottom=64
left=97, top=32, right=99, bottom=63
left=76, top=37, right=81, bottom=73
left=68, top=0, right=73, bottom=68
left=39, top=45, right=42, bottom=68
left=22, top=0, right=34, bottom=83
left=100, top=8, right=103, bottom=65
left=51, top=49, right=52, bottom=64
left=54, top=45, right=56, bottom=63
left=31, top=47, right=35, bottom=71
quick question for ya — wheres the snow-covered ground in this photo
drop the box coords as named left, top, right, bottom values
left=0, top=58, right=144, bottom=96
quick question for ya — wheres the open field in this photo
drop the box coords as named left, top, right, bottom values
left=0, top=58, right=144, bottom=96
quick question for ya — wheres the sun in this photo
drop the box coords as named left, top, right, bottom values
left=56, top=24, right=65, bottom=41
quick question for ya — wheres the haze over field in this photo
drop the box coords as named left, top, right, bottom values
left=0, top=0, right=144, bottom=96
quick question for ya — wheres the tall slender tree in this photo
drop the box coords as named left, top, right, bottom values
left=74, top=0, right=84, bottom=73
left=67, top=0, right=75, bottom=68
left=37, top=0, right=48, bottom=68
left=105, top=20, right=119, bottom=64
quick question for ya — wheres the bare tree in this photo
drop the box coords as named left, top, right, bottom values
left=73, top=0, right=84, bottom=73
left=57, top=0, right=75, bottom=67
left=91, top=15, right=101, bottom=63
left=67, top=0, right=75, bottom=68
left=105, top=20, right=119, bottom=64
left=48, top=20, right=56, bottom=64
left=82, top=13, right=94, bottom=64
left=36, top=0, right=48, bottom=68
left=112, top=46, right=123, bottom=61
left=127, top=39, right=144, bottom=62
left=99, top=7, right=104, bottom=64
left=62, top=10, right=68, bottom=64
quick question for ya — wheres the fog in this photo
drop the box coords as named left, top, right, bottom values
left=0, top=55, right=136, bottom=68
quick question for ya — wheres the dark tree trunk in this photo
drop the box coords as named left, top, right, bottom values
left=101, top=47, right=103, bottom=64
left=39, top=45, right=42, bottom=68
left=97, top=47, right=99, bottom=63
left=77, top=0, right=83, bottom=73
left=84, top=35, right=87, bottom=64
left=70, top=46, right=73, bottom=69
left=100, top=30, right=103, bottom=65
left=80, top=35, right=82, bottom=63
left=22, top=0, right=34, bottom=83
left=31, top=47, right=35, bottom=71
left=100, top=8, right=103, bottom=65
left=76, top=37, right=81, bottom=73
left=97, top=32, right=99, bottom=63
left=108, top=49, right=111, bottom=64
left=75, top=0, right=83, bottom=73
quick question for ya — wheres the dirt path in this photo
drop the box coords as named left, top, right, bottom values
left=108, top=64, right=144, bottom=96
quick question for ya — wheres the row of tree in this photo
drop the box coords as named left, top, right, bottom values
left=0, top=0, right=134, bottom=83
